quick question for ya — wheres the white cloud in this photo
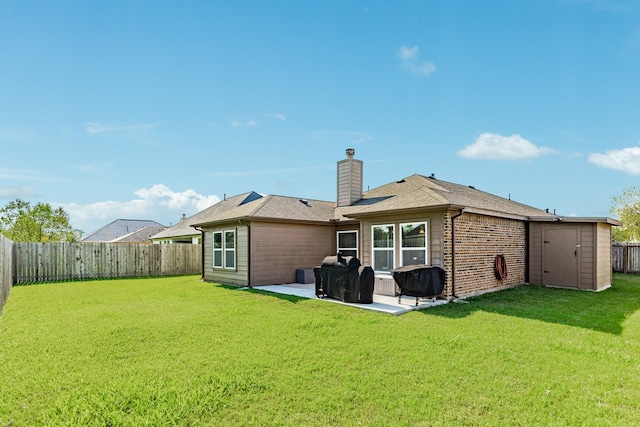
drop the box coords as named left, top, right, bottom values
left=85, top=122, right=155, bottom=135
left=398, top=46, right=419, bottom=60
left=133, top=184, right=219, bottom=211
left=588, top=146, right=640, bottom=175
left=230, top=118, right=257, bottom=127
left=267, top=113, right=287, bottom=121
left=59, top=184, right=220, bottom=233
left=457, top=132, right=554, bottom=160
left=352, top=134, right=373, bottom=145
left=398, top=45, right=436, bottom=76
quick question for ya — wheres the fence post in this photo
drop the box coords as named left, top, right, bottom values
left=0, top=234, right=14, bottom=314
left=623, top=244, right=629, bottom=274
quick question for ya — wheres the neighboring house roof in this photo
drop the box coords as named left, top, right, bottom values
left=151, top=191, right=264, bottom=240
left=339, top=174, right=552, bottom=220
left=109, top=226, right=167, bottom=243
left=193, top=194, right=337, bottom=227
left=82, top=219, right=167, bottom=242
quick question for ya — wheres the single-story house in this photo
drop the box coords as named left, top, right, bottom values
left=185, top=149, right=619, bottom=299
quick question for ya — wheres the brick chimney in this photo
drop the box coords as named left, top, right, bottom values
left=337, top=148, right=363, bottom=207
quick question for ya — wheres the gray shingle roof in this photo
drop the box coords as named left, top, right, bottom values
left=192, top=194, right=337, bottom=227
left=170, top=174, right=553, bottom=231
left=339, top=174, right=551, bottom=219
left=82, top=219, right=166, bottom=242
left=151, top=191, right=263, bottom=239
left=110, top=226, right=167, bottom=243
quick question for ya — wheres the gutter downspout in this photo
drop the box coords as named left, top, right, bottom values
left=191, top=225, right=205, bottom=280
left=244, top=220, right=251, bottom=288
left=451, top=209, right=464, bottom=299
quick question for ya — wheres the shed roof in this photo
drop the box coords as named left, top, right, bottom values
left=528, top=216, right=622, bottom=226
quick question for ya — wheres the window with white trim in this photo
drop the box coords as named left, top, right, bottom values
left=224, top=230, right=235, bottom=269
left=213, top=232, right=223, bottom=268
left=337, top=230, right=358, bottom=258
left=400, top=222, right=427, bottom=266
left=213, top=230, right=236, bottom=269
left=372, top=224, right=395, bottom=272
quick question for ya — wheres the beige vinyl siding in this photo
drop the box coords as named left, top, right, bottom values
left=360, top=210, right=446, bottom=270
left=596, top=222, right=612, bottom=290
left=430, top=213, right=445, bottom=267
left=528, top=222, right=543, bottom=285
left=203, top=224, right=249, bottom=286
left=579, top=224, right=595, bottom=290
left=249, top=221, right=334, bottom=286
left=528, top=221, right=613, bottom=291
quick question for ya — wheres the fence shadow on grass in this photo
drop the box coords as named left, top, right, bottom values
left=426, top=273, right=640, bottom=335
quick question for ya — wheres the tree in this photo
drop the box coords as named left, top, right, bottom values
left=610, top=186, right=640, bottom=242
left=0, top=199, right=83, bottom=242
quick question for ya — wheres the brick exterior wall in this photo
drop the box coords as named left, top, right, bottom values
left=447, top=212, right=527, bottom=298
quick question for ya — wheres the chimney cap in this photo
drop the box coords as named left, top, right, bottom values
left=346, top=148, right=355, bottom=159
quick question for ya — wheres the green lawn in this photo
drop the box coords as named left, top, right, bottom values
left=1, top=274, right=639, bottom=426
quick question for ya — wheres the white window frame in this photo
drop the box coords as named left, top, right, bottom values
left=223, top=230, right=236, bottom=270
left=400, top=222, right=428, bottom=266
left=212, top=231, right=223, bottom=268
left=372, top=224, right=395, bottom=272
left=337, top=230, right=358, bottom=258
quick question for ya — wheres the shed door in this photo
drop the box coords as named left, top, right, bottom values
left=543, top=227, right=579, bottom=287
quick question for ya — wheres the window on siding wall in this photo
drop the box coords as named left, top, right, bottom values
left=213, top=232, right=223, bottom=268
left=337, top=230, right=358, bottom=258
left=224, top=230, right=235, bottom=269
left=372, top=224, right=394, bottom=272
left=401, top=222, right=427, bottom=265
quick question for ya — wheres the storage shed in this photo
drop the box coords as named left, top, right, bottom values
left=528, top=217, right=621, bottom=291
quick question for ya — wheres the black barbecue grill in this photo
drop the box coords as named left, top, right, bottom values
left=391, top=264, right=445, bottom=306
left=314, top=254, right=374, bottom=304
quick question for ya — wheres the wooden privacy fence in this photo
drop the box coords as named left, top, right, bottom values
left=13, top=242, right=202, bottom=284
left=612, top=243, right=640, bottom=273
left=0, top=234, right=13, bottom=314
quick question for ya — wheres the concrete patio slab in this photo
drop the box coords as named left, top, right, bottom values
left=246, top=283, right=449, bottom=315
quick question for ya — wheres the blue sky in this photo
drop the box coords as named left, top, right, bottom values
left=1, top=0, right=639, bottom=235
